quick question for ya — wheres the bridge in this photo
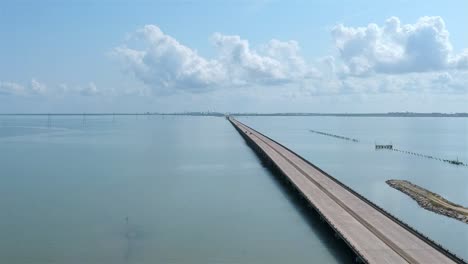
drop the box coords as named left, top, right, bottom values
left=229, top=117, right=464, bottom=264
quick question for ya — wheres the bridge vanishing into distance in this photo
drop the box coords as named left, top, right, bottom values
left=228, top=117, right=465, bottom=264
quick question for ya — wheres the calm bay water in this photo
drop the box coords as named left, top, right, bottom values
left=239, top=116, right=468, bottom=260
left=0, top=116, right=352, bottom=264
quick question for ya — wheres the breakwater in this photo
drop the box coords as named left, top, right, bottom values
left=388, top=148, right=467, bottom=167
left=309, top=130, right=359, bottom=142
left=309, top=129, right=466, bottom=167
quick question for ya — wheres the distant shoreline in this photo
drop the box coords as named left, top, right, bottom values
left=0, top=112, right=467, bottom=117
left=230, top=112, right=468, bottom=117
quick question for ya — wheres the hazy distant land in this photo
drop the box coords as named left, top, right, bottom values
left=1, top=112, right=467, bottom=117
left=160, top=112, right=468, bottom=117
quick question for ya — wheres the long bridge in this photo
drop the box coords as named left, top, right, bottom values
left=229, top=117, right=464, bottom=264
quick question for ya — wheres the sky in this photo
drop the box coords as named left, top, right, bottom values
left=1, top=0, right=467, bottom=113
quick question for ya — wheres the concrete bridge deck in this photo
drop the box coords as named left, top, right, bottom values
left=229, top=117, right=463, bottom=264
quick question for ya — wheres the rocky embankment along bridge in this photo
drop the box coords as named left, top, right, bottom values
left=229, top=117, right=465, bottom=264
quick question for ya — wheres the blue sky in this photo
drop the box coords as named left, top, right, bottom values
left=1, top=0, right=467, bottom=113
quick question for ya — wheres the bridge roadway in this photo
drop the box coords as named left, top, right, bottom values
left=229, top=117, right=461, bottom=264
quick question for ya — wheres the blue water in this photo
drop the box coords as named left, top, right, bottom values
left=238, top=116, right=468, bottom=260
left=0, top=116, right=352, bottom=264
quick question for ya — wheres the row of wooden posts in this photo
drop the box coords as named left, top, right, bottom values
left=309, top=129, right=466, bottom=167
left=309, top=129, right=360, bottom=142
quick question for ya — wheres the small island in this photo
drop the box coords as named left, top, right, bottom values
left=387, top=180, right=468, bottom=224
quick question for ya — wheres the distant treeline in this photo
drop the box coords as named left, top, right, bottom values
left=168, top=112, right=468, bottom=117
left=230, top=112, right=468, bottom=117
left=1, top=112, right=467, bottom=117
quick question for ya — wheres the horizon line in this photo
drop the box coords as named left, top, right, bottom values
left=0, top=112, right=467, bottom=116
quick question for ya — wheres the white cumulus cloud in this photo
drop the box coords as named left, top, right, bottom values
left=0, top=81, right=25, bottom=95
left=112, top=25, right=316, bottom=93
left=58, top=82, right=103, bottom=96
left=30, top=79, right=47, bottom=94
left=0, top=79, right=47, bottom=96
left=452, top=49, right=468, bottom=69
left=212, top=34, right=317, bottom=85
left=80, top=82, right=100, bottom=96
left=113, top=25, right=227, bottom=93
left=331, top=16, right=468, bottom=76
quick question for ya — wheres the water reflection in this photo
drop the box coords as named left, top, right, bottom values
left=123, top=217, right=143, bottom=263
left=0, top=116, right=353, bottom=263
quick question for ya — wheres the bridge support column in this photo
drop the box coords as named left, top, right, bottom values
left=334, top=232, right=341, bottom=240
left=354, top=256, right=364, bottom=263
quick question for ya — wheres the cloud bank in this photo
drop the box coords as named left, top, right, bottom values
left=112, top=25, right=316, bottom=93
left=111, top=17, right=468, bottom=96
left=331, top=16, right=468, bottom=76
left=0, top=81, right=25, bottom=95
left=0, top=79, right=47, bottom=96
left=0, top=80, right=104, bottom=98
left=2, top=16, right=467, bottom=100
